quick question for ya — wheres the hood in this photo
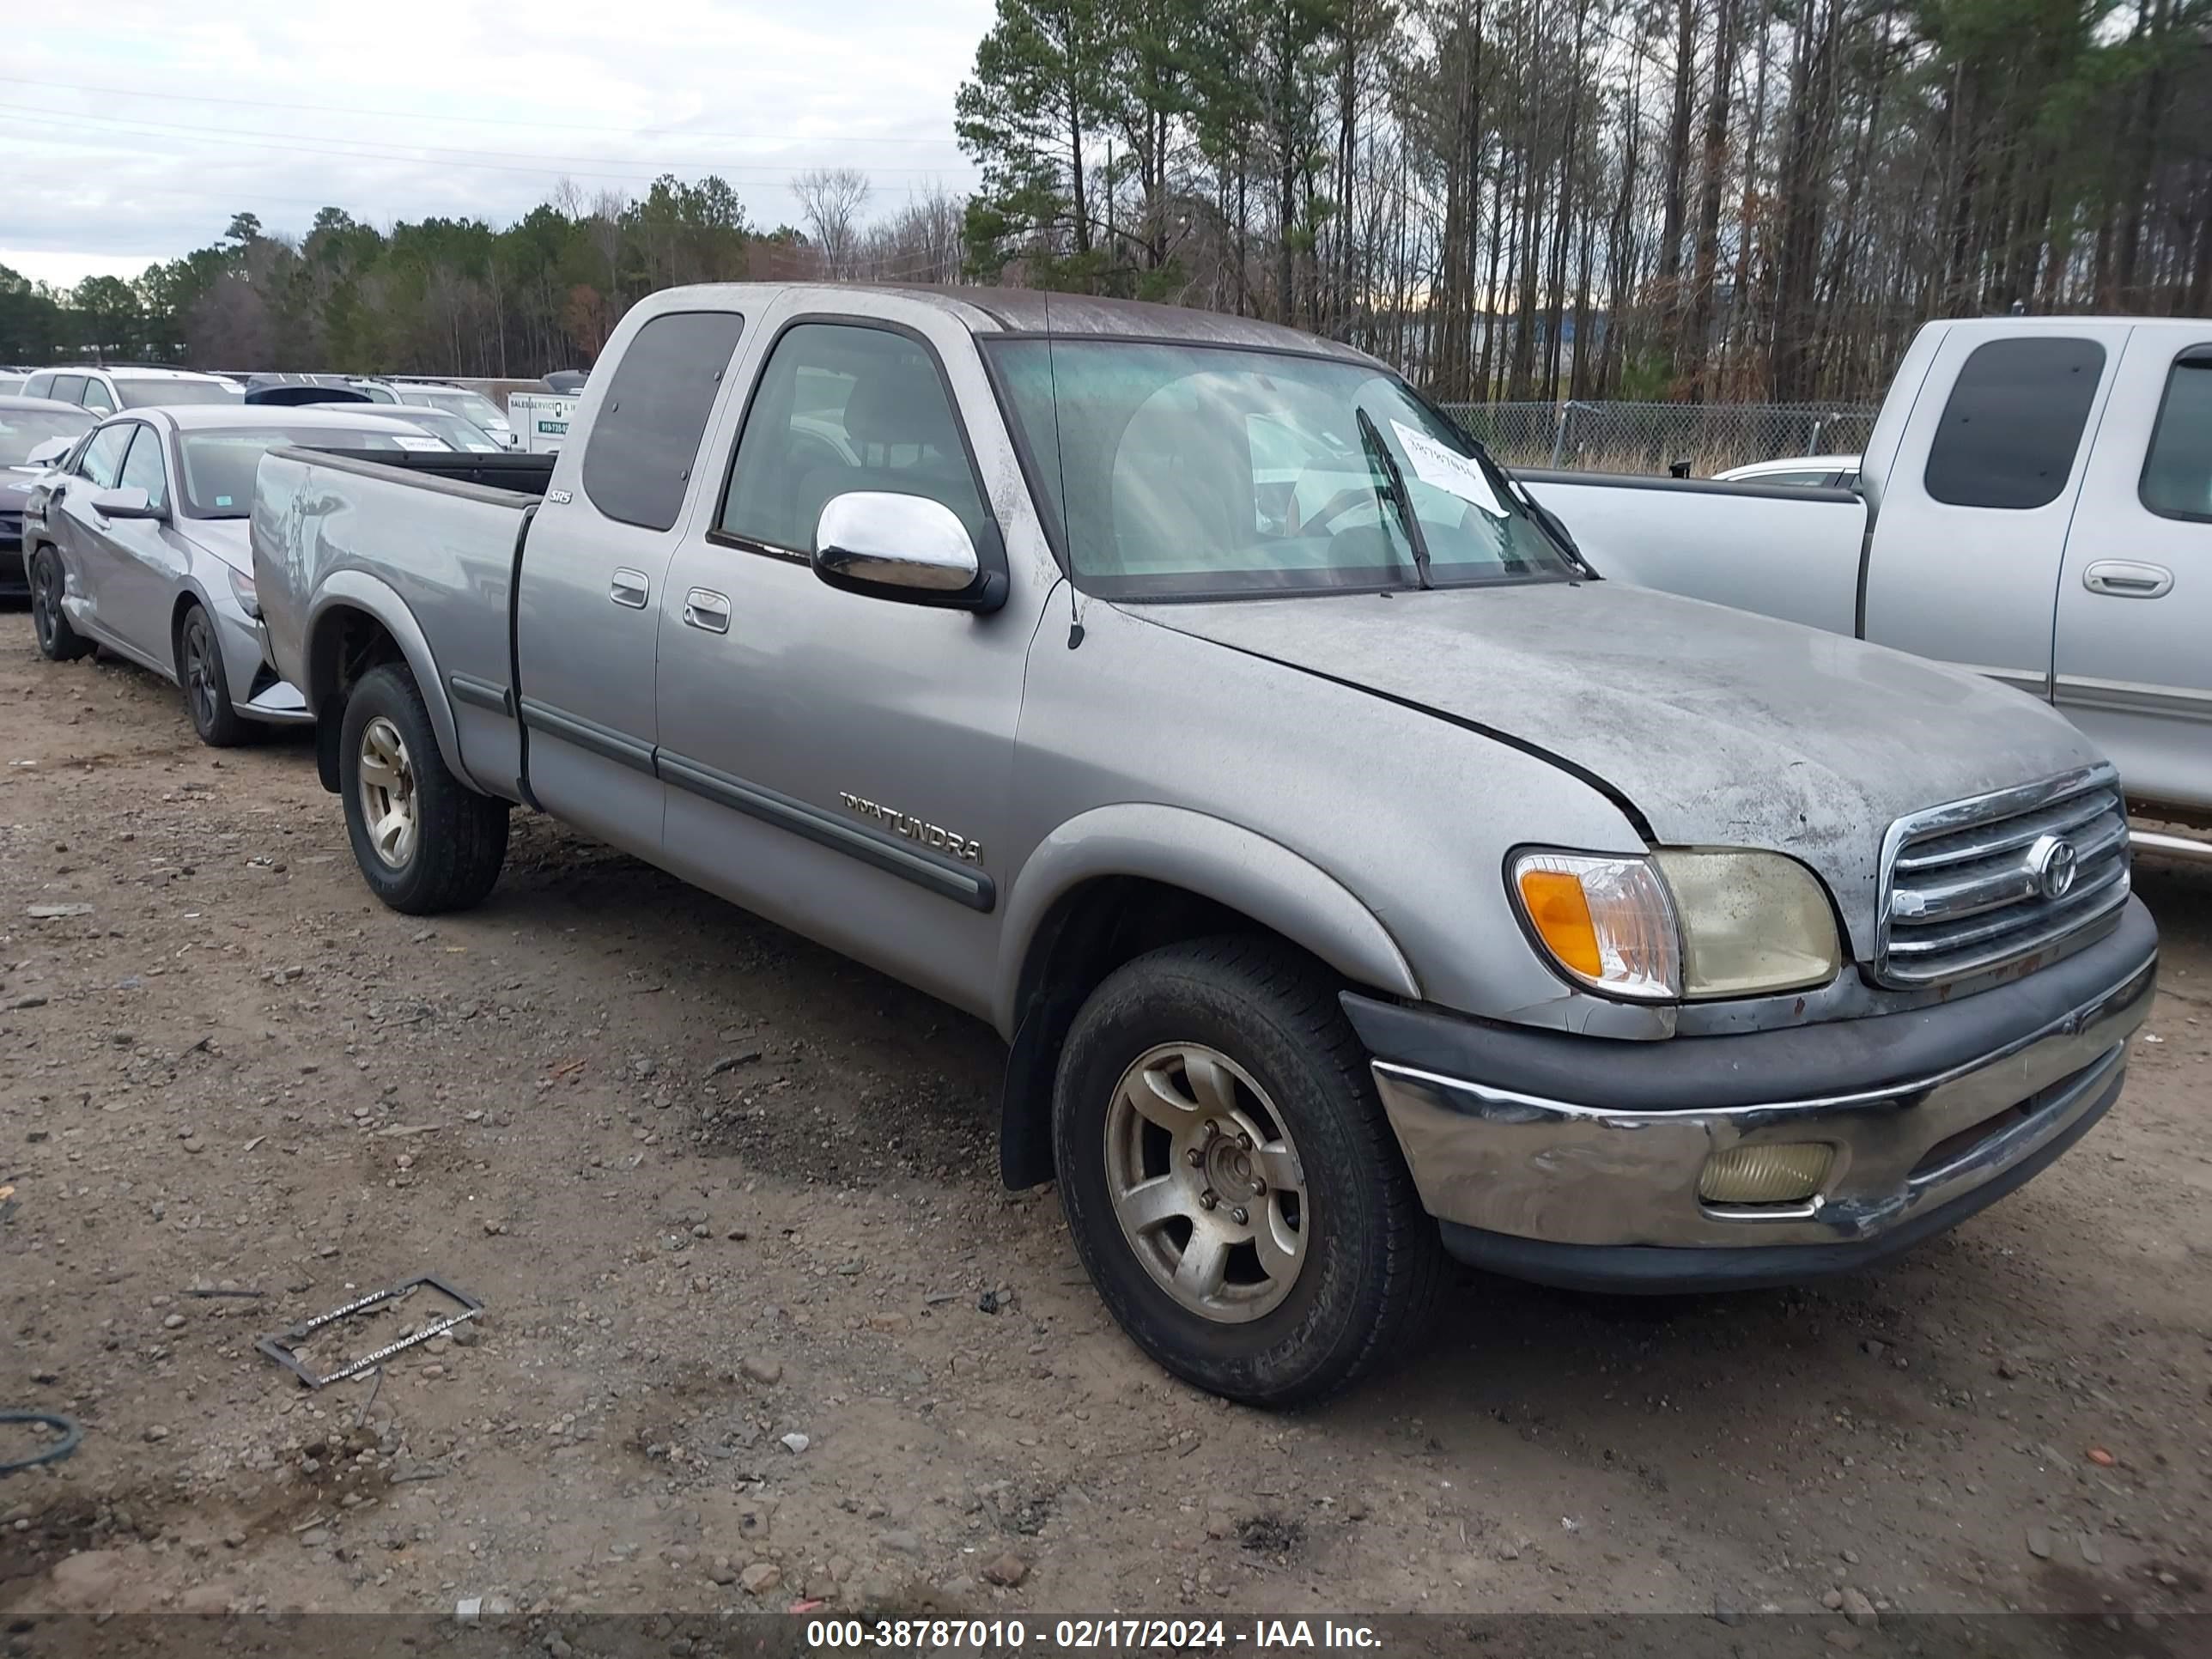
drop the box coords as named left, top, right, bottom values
left=1138, top=580, right=2104, bottom=951
left=184, top=516, right=253, bottom=573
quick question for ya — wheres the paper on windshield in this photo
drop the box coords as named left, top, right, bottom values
left=392, top=436, right=447, bottom=453
left=1391, top=421, right=1506, bottom=517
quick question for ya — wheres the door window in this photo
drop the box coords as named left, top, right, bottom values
left=579, top=310, right=747, bottom=531
left=2138, top=347, right=2212, bottom=524
left=76, top=423, right=133, bottom=488
left=118, top=425, right=170, bottom=513
left=52, top=374, right=87, bottom=406
left=81, top=378, right=118, bottom=415
left=718, top=322, right=993, bottom=556
left=1923, top=337, right=2105, bottom=510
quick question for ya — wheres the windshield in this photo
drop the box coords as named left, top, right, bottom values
left=987, top=339, right=1575, bottom=598
left=114, top=378, right=241, bottom=409
left=179, top=425, right=452, bottom=518
left=0, top=405, right=94, bottom=465
left=416, top=388, right=508, bottom=428
left=386, top=407, right=501, bottom=452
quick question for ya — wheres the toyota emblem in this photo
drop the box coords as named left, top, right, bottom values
left=2029, top=834, right=2080, bottom=901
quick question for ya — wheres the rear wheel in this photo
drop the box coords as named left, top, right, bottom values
left=1052, top=937, right=1443, bottom=1406
left=177, top=603, right=246, bottom=747
left=339, top=663, right=508, bottom=914
left=29, top=549, right=90, bottom=662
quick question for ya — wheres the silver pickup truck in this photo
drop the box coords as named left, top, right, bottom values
left=1527, top=317, right=2212, bottom=854
left=252, top=285, right=2159, bottom=1404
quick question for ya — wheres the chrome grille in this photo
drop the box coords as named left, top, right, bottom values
left=1876, top=764, right=2130, bottom=988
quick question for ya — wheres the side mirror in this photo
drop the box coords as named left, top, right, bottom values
left=88, top=486, right=162, bottom=521
left=25, top=437, right=75, bottom=468
left=811, top=491, right=1000, bottom=611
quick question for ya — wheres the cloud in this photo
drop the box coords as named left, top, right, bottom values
left=0, top=0, right=988, bottom=286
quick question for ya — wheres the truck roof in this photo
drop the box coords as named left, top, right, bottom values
left=637, top=283, right=1380, bottom=363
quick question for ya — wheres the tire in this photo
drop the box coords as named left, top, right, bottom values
left=338, top=662, right=509, bottom=915
left=29, top=548, right=91, bottom=662
left=176, top=603, right=247, bottom=747
left=1052, top=937, right=1444, bottom=1407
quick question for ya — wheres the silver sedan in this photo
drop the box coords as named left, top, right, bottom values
left=21, top=405, right=452, bottom=745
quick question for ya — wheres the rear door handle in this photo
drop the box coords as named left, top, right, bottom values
left=610, top=568, right=650, bottom=608
left=2082, top=561, right=2173, bottom=599
left=683, top=588, right=731, bottom=634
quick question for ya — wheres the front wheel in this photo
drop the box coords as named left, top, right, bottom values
left=177, top=603, right=246, bottom=747
left=1052, top=938, right=1443, bottom=1406
left=29, top=549, right=90, bottom=662
left=339, top=663, right=509, bottom=915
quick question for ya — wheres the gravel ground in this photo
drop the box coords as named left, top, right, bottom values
left=2, top=611, right=2208, bottom=1628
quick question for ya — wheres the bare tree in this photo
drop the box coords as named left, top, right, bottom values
left=792, top=167, right=874, bottom=280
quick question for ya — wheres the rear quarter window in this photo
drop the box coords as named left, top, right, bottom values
left=580, top=311, right=747, bottom=532
left=1923, top=337, right=2106, bottom=510
left=2139, top=347, right=2212, bottom=524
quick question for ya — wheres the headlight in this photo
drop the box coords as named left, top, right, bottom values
left=1651, top=848, right=1841, bottom=998
left=1511, top=848, right=1839, bottom=1002
left=228, top=566, right=260, bottom=618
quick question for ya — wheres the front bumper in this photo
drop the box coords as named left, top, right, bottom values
left=211, top=589, right=312, bottom=726
left=1346, top=899, right=2158, bottom=1291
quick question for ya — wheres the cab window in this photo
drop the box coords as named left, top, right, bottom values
left=2139, top=347, right=2212, bottom=523
left=718, top=322, right=992, bottom=555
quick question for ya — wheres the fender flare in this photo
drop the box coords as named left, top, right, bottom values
left=303, top=571, right=469, bottom=784
left=992, top=802, right=1421, bottom=1035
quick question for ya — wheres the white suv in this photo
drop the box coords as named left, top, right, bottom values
left=21, top=365, right=240, bottom=415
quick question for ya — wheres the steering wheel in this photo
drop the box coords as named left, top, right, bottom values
left=1295, top=485, right=1386, bottom=537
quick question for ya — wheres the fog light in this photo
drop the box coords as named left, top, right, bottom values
left=1699, top=1142, right=1833, bottom=1205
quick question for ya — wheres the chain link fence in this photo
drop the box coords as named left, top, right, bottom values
left=1437, top=400, right=1880, bottom=477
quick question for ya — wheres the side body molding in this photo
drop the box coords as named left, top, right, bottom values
left=304, top=570, right=471, bottom=787
left=993, top=802, right=1421, bottom=1035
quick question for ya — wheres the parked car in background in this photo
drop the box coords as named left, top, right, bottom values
left=543, top=369, right=587, bottom=394
left=299, top=398, right=506, bottom=453
left=378, top=381, right=520, bottom=448
left=253, top=283, right=2157, bottom=1404
left=1, top=396, right=98, bottom=595
left=20, top=405, right=453, bottom=744
left=1713, top=453, right=1862, bottom=489
left=21, top=365, right=241, bottom=414
left=507, top=391, right=580, bottom=453
left=1525, top=318, right=2212, bottom=854
left=0, top=368, right=35, bottom=398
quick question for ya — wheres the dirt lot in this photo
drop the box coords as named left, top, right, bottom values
left=3, top=609, right=2208, bottom=1629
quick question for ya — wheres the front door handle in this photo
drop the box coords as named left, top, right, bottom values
left=2082, top=560, right=2173, bottom=599
left=683, top=588, right=731, bottom=633
left=610, top=568, right=650, bottom=608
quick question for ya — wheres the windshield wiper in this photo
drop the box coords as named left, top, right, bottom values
left=1356, top=407, right=1431, bottom=590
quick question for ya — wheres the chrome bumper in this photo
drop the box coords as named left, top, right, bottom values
left=1371, top=956, right=2155, bottom=1252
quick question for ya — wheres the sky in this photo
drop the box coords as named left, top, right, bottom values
left=0, top=0, right=994, bottom=290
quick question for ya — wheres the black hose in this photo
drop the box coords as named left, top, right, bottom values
left=0, top=1411, right=83, bottom=1476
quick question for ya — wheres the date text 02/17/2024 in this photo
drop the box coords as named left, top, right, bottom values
left=802, top=1620, right=1384, bottom=1650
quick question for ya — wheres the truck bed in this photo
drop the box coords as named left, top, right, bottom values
left=252, top=444, right=550, bottom=803
left=1521, top=469, right=1869, bottom=635
left=295, top=447, right=557, bottom=496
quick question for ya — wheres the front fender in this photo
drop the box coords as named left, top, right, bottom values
left=305, top=570, right=470, bottom=787
left=993, top=802, right=1420, bottom=1033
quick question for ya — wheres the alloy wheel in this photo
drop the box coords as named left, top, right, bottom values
left=31, top=556, right=60, bottom=653
left=1102, top=1042, right=1310, bottom=1323
left=356, top=715, right=419, bottom=869
left=182, top=612, right=220, bottom=732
